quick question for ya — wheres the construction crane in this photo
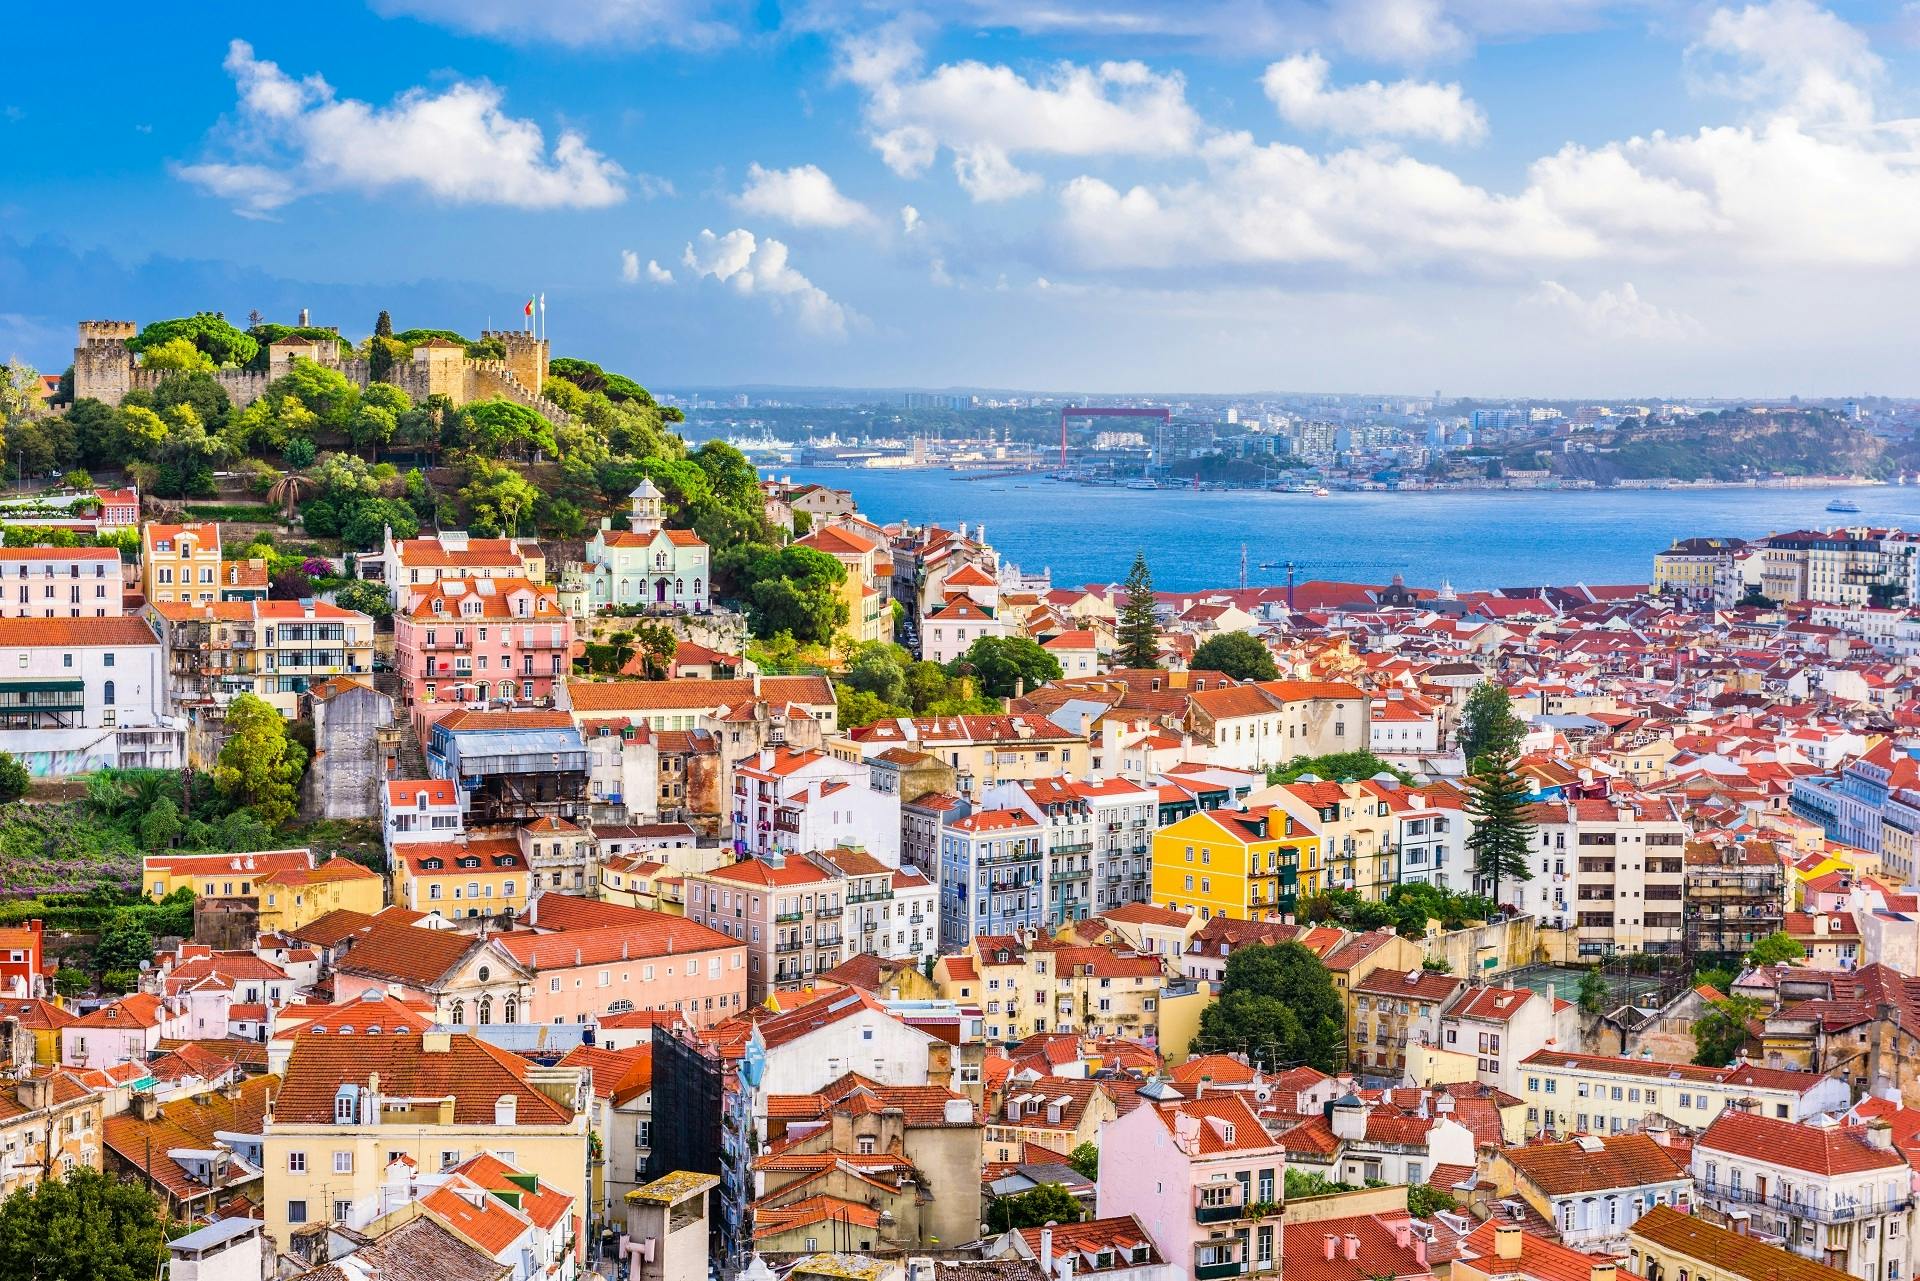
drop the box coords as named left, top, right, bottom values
left=1251, top=557, right=1416, bottom=610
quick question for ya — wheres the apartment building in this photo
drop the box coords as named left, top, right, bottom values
left=1654, top=538, right=1748, bottom=603
left=494, top=916, right=746, bottom=1029
left=141, top=522, right=221, bottom=606
left=845, top=714, right=1088, bottom=796
left=0, top=616, right=181, bottom=774
left=0, top=1074, right=104, bottom=1197
left=0, top=546, right=122, bottom=618
left=1098, top=1091, right=1288, bottom=1279
left=1258, top=779, right=1401, bottom=901
left=987, top=775, right=1160, bottom=919
left=391, top=836, right=529, bottom=920
left=939, top=808, right=1047, bottom=948
left=1348, top=967, right=1466, bottom=1081
left=1691, top=1109, right=1914, bottom=1281
left=1386, top=781, right=1471, bottom=890
left=381, top=779, right=465, bottom=846
left=813, top=845, right=937, bottom=973
left=150, top=599, right=376, bottom=717
left=1491, top=1133, right=1691, bottom=1253
left=730, top=746, right=901, bottom=866
left=1516, top=795, right=1689, bottom=956
left=1438, top=984, right=1578, bottom=1096
left=682, top=853, right=845, bottom=1002
left=1685, top=837, right=1790, bottom=957
left=1150, top=806, right=1320, bottom=922
left=1759, top=530, right=1917, bottom=609
left=982, top=941, right=1166, bottom=1044
left=261, top=1023, right=588, bottom=1254
left=362, top=527, right=546, bottom=603
left=1518, top=1049, right=1851, bottom=1138
left=1630, top=1205, right=1863, bottom=1281
left=1791, top=740, right=1916, bottom=871
left=795, top=522, right=892, bottom=644
left=391, top=577, right=573, bottom=725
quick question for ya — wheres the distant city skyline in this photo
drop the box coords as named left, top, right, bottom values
left=8, top=2, right=1920, bottom=396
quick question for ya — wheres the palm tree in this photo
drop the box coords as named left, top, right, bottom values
left=266, top=471, right=314, bottom=522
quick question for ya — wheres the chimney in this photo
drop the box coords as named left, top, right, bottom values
left=1867, top=1121, right=1895, bottom=1151
left=422, top=1031, right=451, bottom=1053
left=1393, top=1222, right=1411, bottom=1249
left=1496, top=1224, right=1523, bottom=1260
left=14, top=1077, right=50, bottom=1112
left=1591, top=1265, right=1618, bottom=1281
left=1343, top=1233, right=1361, bottom=1261
left=1040, top=1224, right=1054, bottom=1274
left=1414, top=1238, right=1428, bottom=1267
left=132, top=1091, right=159, bottom=1122
left=1323, top=1234, right=1338, bottom=1261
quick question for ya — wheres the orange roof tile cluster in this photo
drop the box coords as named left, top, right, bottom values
left=1502, top=1133, right=1688, bottom=1195
left=1695, top=1109, right=1903, bottom=1176
left=278, top=1028, right=574, bottom=1126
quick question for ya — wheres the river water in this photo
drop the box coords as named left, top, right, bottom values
left=768, top=466, right=1920, bottom=593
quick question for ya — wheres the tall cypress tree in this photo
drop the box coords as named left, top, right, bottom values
left=1117, top=551, right=1160, bottom=669
left=370, top=310, right=395, bottom=382
left=1465, top=749, right=1536, bottom=906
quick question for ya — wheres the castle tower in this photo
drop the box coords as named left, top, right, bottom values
left=483, top=330, right=549, bottom=397
left=628, top=478, right=664, bottom=536
left=411, top=338, right=468, bottom=402
left=73, top=320, right=137, bottom=406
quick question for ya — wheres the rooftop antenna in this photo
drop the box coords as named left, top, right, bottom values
left=1240, top=544, right=1248, bottom=593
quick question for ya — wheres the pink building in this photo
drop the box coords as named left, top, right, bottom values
left=493, top=918, right=746, bottom=1029
left=1097, top=1090, right=1288, bottom=1279
left=61, top=993, right=200, bottom=1069
left=392, top=576, right=573, bottom=729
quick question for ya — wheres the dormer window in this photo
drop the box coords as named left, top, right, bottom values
left=1222, top=1122, right=1236, bottom=1143
left=333, top=1085, right=358, bottom=1124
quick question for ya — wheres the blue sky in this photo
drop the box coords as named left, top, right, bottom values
left=7, top=1, right=1920, bottom=396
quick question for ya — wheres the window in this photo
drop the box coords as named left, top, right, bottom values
left=333, top=1151, right=353, bottom=1174
left=288, top=1151, right=307, bottom=1173
left=287, top=1201, right=309, bottom=1225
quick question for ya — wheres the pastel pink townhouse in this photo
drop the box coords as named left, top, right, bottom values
left=1096, top=1089, right=1287, bottom=1280
left=391, top=576, right=574, bottom=730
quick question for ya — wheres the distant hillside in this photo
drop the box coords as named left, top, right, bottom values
left=1539, top=410, right=1896, bottom=483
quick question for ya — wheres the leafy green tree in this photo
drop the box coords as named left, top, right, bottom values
left=1578, top=967, right=1609, bottom=1016
left=1408, top=1185, right=1458, bottom=1218
left=1067, top=1141, right=1099, bottom=1183
left=116, top=405, right=167, bottom=458
left=331, top=579, right=393, bottom=620
left=213, top=693, right=307, bottom=829
left=1693, top=994, right=1764, bottom=1066
left=458, top=458, right=540, bottom=536
left=845, top=643, right=910, bottom=705
left=1193, top=940, right=1345, bottom=1071
left=0, top=751, right=28, bottom=803
left=1458, top=680, right=1526, bottom=768
left=986, top=1183, right=1085, bottom=1232
left=150, top=372, right=233, bottom=434
left=626, top=621, right=678, bottom=679
left=1693, top=964, right=1736, bottom=994
left=450, top=399, right=557, bottom=460
left=370, top=310, right=397, bottom=381
left=729, top=546, right=848, bottom=643
left=52, top=967, right=88, bottom=999
left=0, top=1164, right=169, bottom=1281
left=138, top=336, right=214, bottom=372
left=138, top=796, right=182, bottom=849
left=340, top=497, right=420, bottom=551
left=349, top=383, right=410, bottom=459
left=129, top=312, right=258, bottom=367
left=0, top=361, right=40, bottom=453
left=1746, top=931, right=1806, bottom=968
left=951, top=635, right=1060, bottom=699
left=1465, top=750, right=1535, bottom=905
left=1191, top=631, right=1279, bottom=681
left=1285, top=1168, right=1353, bottom=1199
left=1116, top=551, right=1160, bottom=669
left=1267, top=751, right=1413, bottom=786
left=93, top=911, right=154, bottom=974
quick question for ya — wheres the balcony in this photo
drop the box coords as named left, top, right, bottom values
left=774, top=939, right=803, bottom=954
left=815, top=904, right=842, bottom=919
left=1195, top=1262, right=1246, bottom=1280
left=1699, top=1184, right=1911, bottom=1222
left=847, top=890, right=889, bottom=904
left=1195, top=1204, right=1242, bottom=1224
left=1052, top=841, right=1094, bottom=855
left=775, top=911, right=802, bottom=923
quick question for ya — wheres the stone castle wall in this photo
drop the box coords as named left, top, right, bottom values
left=73, top=322, right=570, bottom=427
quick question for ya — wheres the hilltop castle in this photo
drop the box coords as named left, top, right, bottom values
left=72, top=317, right=570, bottom=425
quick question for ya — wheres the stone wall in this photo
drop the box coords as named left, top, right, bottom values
left=71, top=320, right=570, bottom=427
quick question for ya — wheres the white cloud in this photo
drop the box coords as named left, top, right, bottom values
left=1687, top=0, right=1880, bottom=127
left=1328, top=0, right=1467, bottom=61
left=1524, top=281, right=1704, bottom=341
left=681, top=228, right=850, bottom=337
left=838, top=27, right=1203, bottom=200
left=369, top=0, right=739, bottom=50
left=1057, top=4, right=1920, bottom=281
left=1262, top=52, right=1486, bottom=144
left=900, top=205, right=922, bottom=235
left=178, top=40, right=625, bottom=213
left=621, top=250, right=642, bottom=283
left=733, top=162, right=874, bottom=228
left=647, top=258, right=674, bottom=283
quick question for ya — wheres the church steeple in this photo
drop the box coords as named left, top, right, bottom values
left=628, top=478, right=664, bottom=535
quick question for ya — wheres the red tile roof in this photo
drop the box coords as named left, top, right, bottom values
left=1696, top=1109, right=1903, bottom=1176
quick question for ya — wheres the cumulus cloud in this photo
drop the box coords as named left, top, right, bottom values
left=1262, top=52, right=1485, bottom=143
left=176, top=39, right=625, bottom=214
left=369, top=0, right=740, bottom=51
left=1524, top=281, right=1704, bottom=341
left=1686, top=0, right=1880, bottom=127
left=837, top=25, right=1202, bottom=201
left=900, top=205, right=922, bottom=234
left=646, top=258, right=674, bottom=283
left=1328, top=0, right=1467, bottom=62
left=1056, top=4, right=1920, bottom=279
left=733, top=163, right=875, bottom=228
left=620, top=251, right=673, bottom=284
left=681, top=228, right=850, bottom=337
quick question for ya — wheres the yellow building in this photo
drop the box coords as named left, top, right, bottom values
left=1150, top=806, right=1319, bottom=922
left=1653, top=538, right=1742, bottom=603
left=145, top=849, right=326, bottom=901
left=141, top=522, right=223, bottom=607
left=1251, top=779, right=1399, bottom=901
left=256, top=859, right=384, bottom=933
left=391, top=838, right=530, bottom=921
left=263, top=1016, right=589, bottom=1256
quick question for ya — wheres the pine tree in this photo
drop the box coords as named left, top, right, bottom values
left=1117, top=551, right=1160, bottom=669
left=1458, top=679, right=1525, bottom=768
left=1465, top=749, right=1535, bottom=906
left=370, top=310, right=396, bottom=382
